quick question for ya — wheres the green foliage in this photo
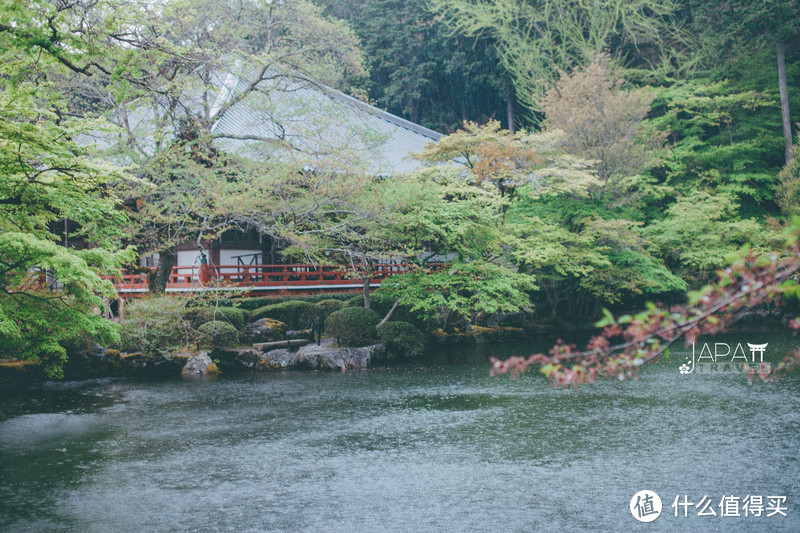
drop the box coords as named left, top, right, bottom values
left=0, top=20, right=133, bottom=377
left=344, top=296, right=365, bottom=308
left=644, top=191, right=769, bottom=282
left=183, top=306, right=248, bottom=331
left=315, top=299, right=346, bottom=318
left=649, top=76, right=785, bottom=205
left=324, top=307, right=380, bottom=346
left=315, top=0, right=508, bottom=132
left=777, top=146, right=800, bottom=216
left=197, top=321, right=239, bottom=349
left=504, top=208, right=685, bottom=315
left=376, top=261, right=535, bottom=329
left=116, top=297, right=192, bottom=358
left=376, top=321, right=427, bottom=360
left=235, top=294, right=351, bottom=311
left=429, top=0, right=679, bottom=114
left=251, top=300, right=319, bottom=330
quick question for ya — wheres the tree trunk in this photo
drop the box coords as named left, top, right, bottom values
left=506, top=79, right=516, bottom=134
left=378, top=300, right=399, bottom=326
left=777, top=41, right=794, bottom=163
left=362, top=276, right=371, bottom=309
left=149, top=249, right=176, bottom=294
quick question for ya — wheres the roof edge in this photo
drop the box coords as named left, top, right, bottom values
left=325, top=90, right=444, bottom=141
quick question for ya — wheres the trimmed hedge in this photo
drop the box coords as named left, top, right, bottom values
left=315, top=299, right=345, bottom=318
left=376, top=321, right=427, bottom=359
left=236, top=294, right=352, bottom=311
left=251, top=300, right=318, bottom=330
left=183, top=306, right=248, bottom=331
left=344, top=296, right=364, bottom=308
left=324, top=307, right=380, bottom=347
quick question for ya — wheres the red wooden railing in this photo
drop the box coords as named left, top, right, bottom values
left=108, top=263, right=421, bottom=297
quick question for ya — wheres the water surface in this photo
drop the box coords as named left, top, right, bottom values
left=1, top=333, right=798, bottom=531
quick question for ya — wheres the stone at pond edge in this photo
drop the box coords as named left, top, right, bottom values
left=120, top=352, right=183, bottom=376
left=181, top=352, right=219, bottom=377
left=286, top=329, right=312, bottom=340
left=257, top=344, right=384, bottom=371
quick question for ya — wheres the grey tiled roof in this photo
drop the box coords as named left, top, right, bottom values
left=81, top=71, right=441, bottom=175
left=209, top=74, right=442, bottom=175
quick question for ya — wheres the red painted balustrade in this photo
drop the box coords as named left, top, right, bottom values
left=107, top=263, right=428, bottom=297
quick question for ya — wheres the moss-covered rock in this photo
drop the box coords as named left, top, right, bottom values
left=0, top=359, right=44, bottom=391
left=250, top=300, right=318, bottom=330
left=244, top=318, right=286, bottom=342
left=181, top=352, right=217, bottom=377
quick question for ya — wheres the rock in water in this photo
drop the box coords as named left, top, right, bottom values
left=181, top=352, right=219, bottom=377
left=256, top=344, right=383, bottom=371
left=258, top=348, right=295, bottom=369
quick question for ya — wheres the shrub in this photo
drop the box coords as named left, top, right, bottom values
left=197, top=321, right=239, bottom=348
left=315, top=299, right=345, bottom=318
left=307, top=299, right=347, bottom=342
left=344, top=296, right=364, bottom=308
left=183, top=306, right=248, bottom=331
left=324, top=307, right=380, bottom=347
left=236, top=294, right=351, bottom=311
left=250, top=300, right=318, bottom=330
left=116, top=297, right=192, bottom=357
left=376, top=321, right=427, bottom=359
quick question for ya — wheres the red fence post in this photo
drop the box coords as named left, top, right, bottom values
left=199, top=263, right=210, bottom=284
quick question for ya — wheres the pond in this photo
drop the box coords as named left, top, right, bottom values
left=1, top=332, right=799, bottom=532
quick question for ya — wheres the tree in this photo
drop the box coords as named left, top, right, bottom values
left=7, top=0, right=371, bottom=292
left=429, top=0, right=679, bottom=115
left=362, top=166, right=538, bottom=329
left=643, top=191, right=770, bottom=283
left=413, top=120, right=606, bottom=211
left=777, top=143, right=800, bottom=216
left=541, top=56, right=667, bottom=206
left=314, top=0, right=510, bottom=133
left=648, top=76, right=785, bottom=207
left=0, top=5, right=133, bottom=376
left=504, top=205, right=686, bottom=321
left=683, top=0, right=800, bottom=165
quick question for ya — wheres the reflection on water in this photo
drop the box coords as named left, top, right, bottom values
left=1, top=333, right=799, bottom=532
